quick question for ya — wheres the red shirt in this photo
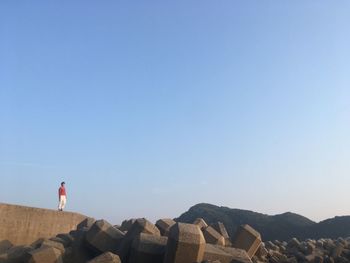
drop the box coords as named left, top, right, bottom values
left=59, top=186, right=66, bottom=196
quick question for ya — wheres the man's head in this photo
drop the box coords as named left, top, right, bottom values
left=61, top=182, right=65, bottom=186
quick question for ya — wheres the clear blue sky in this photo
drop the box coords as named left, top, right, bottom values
left=1, top=1, right=349, bottom=224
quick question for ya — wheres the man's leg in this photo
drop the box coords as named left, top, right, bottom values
left=58, top=198, right=62, bottom=211
left=61, top=196, right=66, bottom=211
left=58, top=196, right=64, bottom=211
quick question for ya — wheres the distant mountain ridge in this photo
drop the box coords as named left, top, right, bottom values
left=175, top=203, right=350, bottom=241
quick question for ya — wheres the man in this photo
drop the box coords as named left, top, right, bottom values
left=58, top=181, right=67, bottom=211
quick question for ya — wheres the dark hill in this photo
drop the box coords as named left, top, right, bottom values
left=309, top=216, right=350, bottom=239
left=176, top=203, right=350, bottom=241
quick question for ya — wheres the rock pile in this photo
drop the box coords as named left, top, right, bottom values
left=256, top=237, right=350, bottom=263
left=0, top=217, right=259, bottom=263
left=1, top=215, right=349, bottom=263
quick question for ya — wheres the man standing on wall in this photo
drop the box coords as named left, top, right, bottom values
left=58, top=182, right=67, bottom=211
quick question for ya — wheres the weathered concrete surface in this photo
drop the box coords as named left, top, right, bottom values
left=231, top=224, right=261, bottom=259
left=0, top=203, right=88, bottom=245
left=163, top=223, right=205, bottom=263
left=87, top=251, right=121, bottom=263
left=85, top=219, right=124, bottom=254
left=129, top=233, right=167, bottom=263
left=156, top=218, right=176, bottom=237
left=26, top=246, right=63, bottom=263
left=203, top=226, right=225, bottom=246
left=203, top=244, right=233, bottom=263
left=118, top=218, right=161, bottom=261
left=0, top=240, right=13, bottom=254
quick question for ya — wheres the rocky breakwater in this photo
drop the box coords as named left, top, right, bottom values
left=0, top=216, right=261, bottom=263
left=258, top=237, right=350, bottom=262
left=1, top=211, right=349, bottom=263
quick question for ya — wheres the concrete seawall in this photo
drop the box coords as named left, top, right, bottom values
left=0, top=203, right=88, bottom=245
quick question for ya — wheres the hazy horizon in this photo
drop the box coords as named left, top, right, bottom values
left=1, top=1, right=349, bottom=224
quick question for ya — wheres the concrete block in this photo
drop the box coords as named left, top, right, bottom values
left=26, top=246, right=63, bottom=263
left=217, top=246, right=252, bottom=263
left=331, top=243, right=344, bottom=258
left=120, top=219, right=136, bottom=232
left=113, top=225, right=122, bottom=231
left=211, top=222, right=231, bottom=246
left=87, top=251, right=121, bottom=263
left=77, top=218, right=96, bottom=230
left=203, top=244, right=233, bottom=263
left=156, top=218, right=176, bottom=236
left=71, top=228, right=95, bottom=263
left=61, top=246, right=74, bottom=263
left=49, top=237, right=67, bottom=248
left=211, top=222, right=229, bottom=240
left=255, top=244, right=267, bottom=259
left=287, top=238, right=301, bottom=249
left=0, top=240, right=13, bottom=254
left=85, top=219, right=125, bottom=254
left=193, top=218, right=208, bottom=230
left=2, top=245, right=33, bottom=263
left=56, top=233, right=74, bottom=247
left=0, top=254, right=7, bottom=263
left=118, top=218, right=160, bottom=261
left=268, top=251, right=289, bottom=263
left=203, top=226, right=225, bottom=246
left=231, top=224, right=261, bottom=258
left=31, top=238, right=45, bottom=249
left=40, top=239, right=65, bottom=253
left=129, top=233, right=167, bottom=263
left=126, top=218, right=161, bottom=237
left=163, top=222, right=205, bottom=263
